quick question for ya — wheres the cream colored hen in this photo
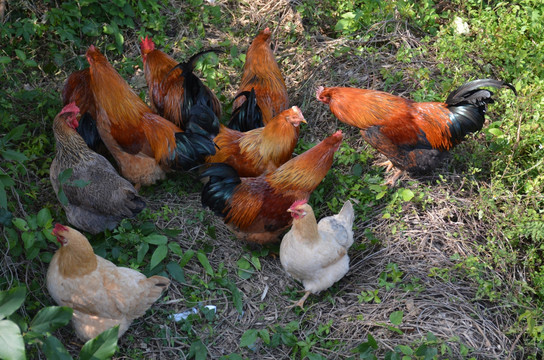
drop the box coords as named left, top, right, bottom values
left=46, top=224, right=170, bottom=341
left=280, top=199, right=354, bottom=309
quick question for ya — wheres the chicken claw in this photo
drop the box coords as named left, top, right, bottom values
left=383, top=168, right=405, bottom=187
left=287, top=291, right=311, bottom=310
left=377, top=160, right=395, bottom=173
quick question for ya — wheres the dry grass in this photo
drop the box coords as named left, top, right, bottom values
left=0, top=0, right=525, bottom=359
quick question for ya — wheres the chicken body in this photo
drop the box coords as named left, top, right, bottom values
left=46, top=224, right=170, bottom=341
left=140, top=36, right=221, bottom=129
left=228, top=28, right=289, bottom=132
left=50, top=103, right=145, bottom=234
left=201, top=131, right=343, bottom=244
left=280, top=200, right=354, bottom=308
left=207, top=106, right=305, bottom=177
left=86, top=45, right=216, bottom=186
left=317, top=79, right=516, bottom=183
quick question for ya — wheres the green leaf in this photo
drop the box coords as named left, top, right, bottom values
left=58, top=168, right=73, bottom=184
left=143, top=234, right=168, bottom=245
left=36, top=208, right=52, bottom=228
left=29, top=306, right=73, bottom=334
left=3, top=124, right=26, bottom=143
left=11, top=217, right=28, bottom=231
left=226, top=282, right=243, bottom=314
left=168, top=242, right=183, bottom=256
left=401, top=189, right=414, bottom=202
left=0, top=184, right=7, bottom=213
left=22, top=231, right=36, bottom=250
left=389, top=310, right=403, bottom=326
left=0, top=319, right=25, bottom=360
left=397, top=345, right=413, bottom=355
left=240, top=329, right=258, bottom=347
left=258, top=329, right=270, bottom=345
left=179, top=249, right=194, bottom=267
left=149, top=245, right=168, bottom=270
left=0, top=208, right=13, bottom=225
left=57, top=188, right=69, bottom=206
left=71, top=179, right=91, bottom=188
left=0, top=56, right=11, bottom=64
left=352, top=163, right=363, bottom=177
left=488, top=128, right=503, bottom=137
left=166, top=262, right=185, bottom=283
left=0, top=149, right=28, bottom=162
left=14, top=49, right=26, bottom=61
left=136, top=242, right=149, bottom=264
left=79, top=326, right=119, bottom=360
left=197, top=251, right=214, bottom=276
left=42, top=335, right=73, bottom=360
left=187, top=339, right=207, bottom=360
left=0, top=287, right=26, bottom=319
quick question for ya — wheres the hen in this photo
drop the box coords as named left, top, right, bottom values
left=206, top=106, right=306, bottom=177
left=140, top=36, right=221, bottom=129
left=316, top=79, right=516, bottom=184
left=280, top=199, right=354, bottom=309
left=46, top=224, right=170, bottom=341
left=228, top=28, right=289, bottom=132
left=62, top=69, right=104, bottom=154
left=201, top=130, right=343, bottom=244
left=86, top=45, right=217, bottom=187
left=50, top=103, right=145, bottom=234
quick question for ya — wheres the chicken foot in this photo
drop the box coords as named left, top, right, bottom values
left=287, top=291, right=311, bottom=310
left=376, top=160, right=404, bottom=187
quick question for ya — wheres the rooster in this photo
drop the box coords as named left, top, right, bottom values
left=62, top=69, right=105, bottom=154
left=228, top=28, right=289, bottom=132
left=207, top=106, right=306, bottom=177
left=316, top=79, right=516, bottom=185
left=86, top=45, right=217, bottom=187
left=201, top=130, right=343, bottom=244
left=140, top=36, right=221, bottom=129
left=50, top=103, right=145, bottom=234
left=47, top=224, right=170, bottom=341
left=280, top=199, right=354, bottom=309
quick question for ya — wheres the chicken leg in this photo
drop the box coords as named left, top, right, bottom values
left=377, top=160, right=404, bottom=186
left=288, top=291, right=311, bottom=310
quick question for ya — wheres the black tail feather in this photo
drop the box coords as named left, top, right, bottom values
left=77, top=112, right=103, bottom=151
left=227, top=88, right=264, bottom=132
left=165, top=49, right=222, bottom=124
left=171, top=130, right=217, bottom=170
left=446, top=79, right=516, bottom=145
left=200, top=163, right=241, bottom=217
left=183, top=90, right=220, bottom=139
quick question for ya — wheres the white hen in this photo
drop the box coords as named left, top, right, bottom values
left=280, top=199, right=354, bottom=308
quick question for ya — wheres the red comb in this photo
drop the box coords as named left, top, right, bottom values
left=290, top=199, right=308, bottom=209
left=88, top=44, right=96, bottom=52
left=264, top=27, right=270, bottom=34
left=52, top=223, right=69, bottom=236
left=140, top=35, right=155, bottom=52
left=316, top=86, right=325, bottom=99
left=59, top=102, right=80, bottom=116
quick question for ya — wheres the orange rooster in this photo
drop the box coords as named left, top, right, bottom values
left=201, top=130, right=343, bottom=244
left=228, top=28, right=289, bottom=132
left=86, top=45, right=217, bottom=187
left=316, top=79, right=516, bottom=184
left=62, top=69, right=105, bottom=154
left=140, top=36, right=221, bottom=129
left=206, top=106, right=306, bottom=177
left=47, top=224, right=170, bottom=341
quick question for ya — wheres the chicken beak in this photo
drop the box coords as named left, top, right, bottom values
left=287, top=208, right=293, bottom=213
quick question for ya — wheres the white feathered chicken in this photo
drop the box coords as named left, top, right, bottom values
left=280, top=199, right=354, bottom=308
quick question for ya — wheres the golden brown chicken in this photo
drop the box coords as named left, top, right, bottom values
left=201, top=130, right=343, bottom=244
left=206, top=106, right=306, bottom=177
left=316, top=79, right=516, bottom=185
left=46, top=224, right=170, bottom=341
left=140, top=36, right=221, bottom=129
left=50, top=103, right=145, bottom=234
left=86, top=45, right=216, bottom=187
left=228, top=28, right=289, bottom=132
left=280, top=200, right=354, bottom=309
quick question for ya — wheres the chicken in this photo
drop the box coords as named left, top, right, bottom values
left=228, top=27, right=289, bottom=132
left=140, top=36, right=221, bottom=129
left=46, top=224, right=170, bottom=341
left=201, top=130, right=343, bottom=244
left=206, top=106, right=306, bottom=177
left=316, top=79, right=517, bottom=185
left=62, top=69, right=105, bottom=154
left=86, top=45, right=217, bottom=187
left=280, top=199, right=354, bottom=309
left=50, top=103, right=145, bottom=234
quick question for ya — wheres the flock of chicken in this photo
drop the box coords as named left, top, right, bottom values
left=46, top=27, right=515, bottom=341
